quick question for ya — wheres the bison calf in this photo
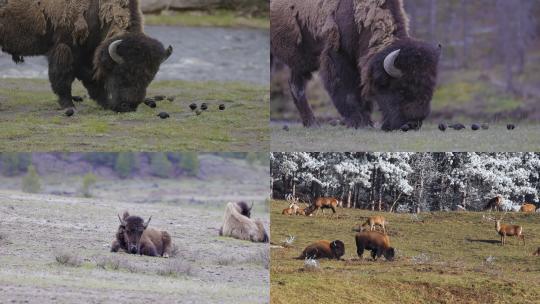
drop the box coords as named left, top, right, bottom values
left=297, top=240, right=345, bottom=260
left=111, top=211, right=173, bottom=257
left=355, top=231, right=395, bottom=261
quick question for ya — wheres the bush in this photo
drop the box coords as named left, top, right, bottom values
left=114, top=153, right=137, bottom=178
left=179, top=153, right=199, bottom=176
left=1, top=153, right=31, bottom=176
left=81, top=173, right=97, bottom=197
left=22, top=165, right=41, bottom=193
left=150, top=153, right=173, bottom=178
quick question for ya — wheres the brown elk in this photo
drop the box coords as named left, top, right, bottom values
left=355, top=231, right=395, bottom=261
left=490, top=214, right=525, bottom=246
left=361, top=216, right=387, bottom=234
left=520, top=203, right=536, bottom=213
left=305, top=197, right=339, bottom=216
left=111, top=211, right=173, bottom=257
left=296, top=240, right=345, bottom=260
left=485, top=195, right=503, bottom=211
left=282, top=207, right=295, bottom=215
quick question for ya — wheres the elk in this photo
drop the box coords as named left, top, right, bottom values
left=360, top=216, right=387, bottom=234
left=485, top=195, right=503, bottom=212
left=487, top=213, right=525, bottom=246
left=305, top=197, right=339, bottom=216
left=520, top=203, right=536, bottom=213
left=282, top=207, right=295, bottom=215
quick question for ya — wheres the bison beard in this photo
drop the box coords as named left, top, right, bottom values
left=0, top=0, right=172, bottom=112
left=271, top=0, right=441, bottom=130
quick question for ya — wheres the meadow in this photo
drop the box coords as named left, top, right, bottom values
left=270, top=200, right=540, bottom=304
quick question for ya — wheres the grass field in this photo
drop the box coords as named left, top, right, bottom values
left=144, top=10, right=269, bottom=29
left=0, top=79, right=269, bottom=151
left=271, top=123, right=540, bottom=152
left=270, top=200, right=540, bottom=304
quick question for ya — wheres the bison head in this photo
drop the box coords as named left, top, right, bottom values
left=366, top=39, right=441, bottom=131
left=236, top=201, right=253, bottom=218
left=330, top=240, right=345, bottom=259
left=118, top=212, right=152, bottom=254
left=96, top=33, right=173, bottom=112
left=384, top=247, right=395, bottom=261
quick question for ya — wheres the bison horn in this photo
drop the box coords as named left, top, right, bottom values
left=249, top=202, right=254, bottom=210
left=108, top=40, right=125, bottom=65
left=117, top=214, right=126, bottom=226
left=383, top=49, right=403, bottom=78
left=144, top=216, right=152, bottom=229
left=163, top=45, right=173, bottom=62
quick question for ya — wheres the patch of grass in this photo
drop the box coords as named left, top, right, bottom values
left=144, top=10, right=269, bottom=29
left=0, top=78, right=269, bottom=151
left=55, top=252, right=82, bottom=267
left=271, top=123, right=540, bottom=152
left=157, top=260, right=195, bottom=277
left=270, top=200, right=540, bottom=304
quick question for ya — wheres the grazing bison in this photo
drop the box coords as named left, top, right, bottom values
left=305, top=197, right=339, bottom=216
left=296, top=240, right=345, bottom=260
left=485, top=195, right=503, bottom=211
left=219, top=202, right=269, bottom=243
left=355, top=231, right=395, bottom=261
left=0, top=0, right=172, bottom=112
left=111, top=211, right=173, bottom=257
left=520, top=203, right=536, bottom=213
left=271, top=0, right=441, bottom=130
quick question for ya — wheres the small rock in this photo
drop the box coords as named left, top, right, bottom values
left=481, top=123, right=489, bottom=130
left=449, top=123, right=466, bottom=130
left=154, top=95, right=166, bottom=101
left=72, top=96, right=84, bottom=102
left=329, top=119, right=339, bottom=127
left=438, top=123, right=447, bottom=131
left=157, top=112, right=169, bottom=119
left=219, top=104, right=226, bottom=111
left=64, top=108, right=74, bottom=117
left=144, top=98, right=157, bottom=108
left=471, top=123, right=480, bottom=130
left=195, top=109, right=202, bottom=115
left=507, top=124, right=515, bottom=130
left=167, top=96, right=175, bottom=102
left=189, top=103, right=197, bottom=111
left=400, top=124, right=410, bottom=132
left=201, top=103, right=208, bottom=111
left=283, top=125, right=289, bottom=131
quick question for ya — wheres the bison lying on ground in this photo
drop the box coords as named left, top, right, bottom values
left=111, top=211, right=172, bottom=257
left=219, top=202, right=269, bottom=243
left=271, top=0, right=441, bottom=130
left=0, top=0, right=172, bottom=112
left=296, top=240, right=345, bottom=260
left=355, top=231, right=395, bottom=261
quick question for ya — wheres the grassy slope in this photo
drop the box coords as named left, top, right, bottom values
left=144, top=10, right=269, bottom=29
left=0, top=79, right=269, bottom=151
left=271, top=123, right=540, bottom=152
left=270, top=200, right=540, bottom=304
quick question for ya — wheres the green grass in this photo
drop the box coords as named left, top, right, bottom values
left=271, top=123, right=540, bottom=152
left=0, top=78, right=269, bottom=151
left=270, top=200, right=540, bottom=304
left=144, top=10, right=269, bottom=29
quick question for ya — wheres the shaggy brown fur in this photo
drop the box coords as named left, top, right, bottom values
left=219, top=202, right=268, bottom=243
left=305, top=197, right=339, bottom=216
left=520, top=203, right=536, bottom=213
left=296, top=240, right=345, bottom=260
left=0, top=0, right=170, bottom=112
left=271, top=0, right=440, bottom=130
left=355, top=231, right=395, bottom=261
left=111, top=211, right=173, bottom=257
left=485, top=195, right=503, bottom=211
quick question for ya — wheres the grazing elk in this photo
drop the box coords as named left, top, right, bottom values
left=485, top=195, right=503, bottom=212
left=219, top=202, right=268, bottom=243
left=111, top=211, right=173, bottom=257
left=355, top=231, right=395, bottom=261
left=305, top=197, right=339, bottom=216
left=360, top=216, right=387, bottom=234
left=296, top=240, right=345, bottom=260
left=520, top=203, right=536, bottom=213
left=488, top=214, right=525, bottom=246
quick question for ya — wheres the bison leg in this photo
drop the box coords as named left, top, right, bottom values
left=289, top=71, right=318, bottom=127
left=48, top=44, right=75, bottom=109
left=319, top=50, right=373, bottom=128
left=140, top=243, right=158, bottom=257
left=111, top=240, right=121, bottom=252
left=162, top=231, right=173, bottom=258
left=356, top=245, right=364, bottom=259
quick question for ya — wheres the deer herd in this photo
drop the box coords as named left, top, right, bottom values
left=281, top=194, right=539, bottom=262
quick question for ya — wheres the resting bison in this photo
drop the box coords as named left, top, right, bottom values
left=271, top=0, right=441, bottom=130
left=111, top=211, right=173, bottom=257
left=305, top=197, right=339, bottom=216
left=219, top=202, right=269, bottom=243
left=355, top=231, right=395, bottom=261
left=485, top=195, right=503, bottom=212
left=296, top=240, right=345, bottom=260
left=0, top=0, right=172, bottom=112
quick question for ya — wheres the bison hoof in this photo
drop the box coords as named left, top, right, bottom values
left=163, top=253, right=169, bottom=258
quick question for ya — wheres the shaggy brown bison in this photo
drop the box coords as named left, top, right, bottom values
left=520, top=203, right=536, bottom=213
left=305, top=197, right=339, bottom=216
left=219, top=202, right=269, bottom=243
left=271, top=0, right=441, bottom=130
left=296, top=240, right=345, bottom=260
left=111, top=211, right=173, bottom=257
left=0, top=0, right=172, bottom=112
left=485, top=195, right=503, bottom=211
left=355, top=231, right=395, bottom=261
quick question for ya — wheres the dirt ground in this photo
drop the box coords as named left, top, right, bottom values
left=0, top=187, right=269, bottom=303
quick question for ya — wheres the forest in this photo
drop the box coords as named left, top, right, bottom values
left=271, top=152, right=540, bottom=213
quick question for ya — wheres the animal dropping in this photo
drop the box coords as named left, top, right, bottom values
left=154, top=95, right=166, bottom=101
left=157, top=112, right=170, bottom=119
left=438, top=123, right=447, bottom=131
left=201, top=103, right=208, bottom=111
left=507, top=124, right=515, bottom=130
left=64, top=108, right=75, bottom=117
left=219, top=104, right=226, bottom=110
left=189, top=103, right=197, bottom=111
left=471, top=123, right=480, bottom=130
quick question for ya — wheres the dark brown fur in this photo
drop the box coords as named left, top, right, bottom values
left=297, top=240, right=345, bottom=260
left=111, top=211, right=173, bottom=257
left=271, top=0, right=440, bottom=130
left=0, top=0, right=172, bottom=112
left=305, top=197, right=339, bottom=216
left=355, top=231, right=395, bottom=261
left=485, top=195, right=503, bottom=211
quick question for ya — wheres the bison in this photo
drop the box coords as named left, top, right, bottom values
left=219, top=202, right=269, bottom=243
left=485, top=195, right=503, bottom=212
left=520, top=203, right=536, bottom=213
left=355, top=231, right=395, bottom=261
left=111, top=211, right=173, bottom=257
left=305, top=197, right=339, bottom=216
left=0, top=0, right=172, bottom=112
left=271, top=0, right=441, bottom=130
left=296, top=240, right=345, bottom=260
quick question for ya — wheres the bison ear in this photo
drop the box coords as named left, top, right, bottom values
left=163, top=46, right=173, bottom=62
left=144, top=216, right=152, bottom=229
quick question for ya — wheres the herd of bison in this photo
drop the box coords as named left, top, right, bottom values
left=281, top=195, right=540, bottom=262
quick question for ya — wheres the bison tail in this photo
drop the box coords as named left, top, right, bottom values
left=255, top=220, right=269, bottom=243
